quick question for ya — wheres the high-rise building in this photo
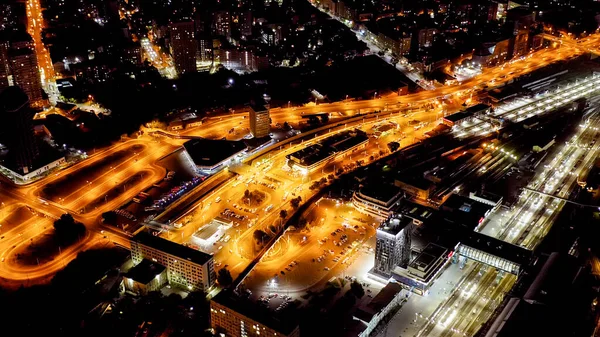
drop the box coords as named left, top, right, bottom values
left=374, top=214, right=412, bottom=277
left=0, top=31, right=43, bottom=106
left=130, top=231, right=216, bottom=291
left=0, top=86, right=39, bottom=173
left=0, top=40, right=10, bottom=91
left=249, top=100, right=270, bottom=138
left=213, top=11, right=231, bottom=38
left=198, top=36, right=212, bottom=62
left=8, top=47, right=43, bottom=106
left=239, top=11, right=253, bottom=38
left=169, top=20, right=197, bottom=75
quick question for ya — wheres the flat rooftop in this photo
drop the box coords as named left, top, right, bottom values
left=212, top=290, right=299, bottom=335
left=378, top=215, right=413, bottom=236
left=440, top=194, right=493, bottom=231
left=460, top=231, right=533, bottom=266
left=465, top=103, right=491, bottom=114
left=183, top=138, right=247, bottom=168
left=126, top=259, right=166, bottom=284
left=132, top=231, right=212, bottom=265
left=444, top=110, right=475, bottom=123
left=409, top=244, right=447, bottom=271
left=358, top=183, right=402, bottom=204
left=394, top=201, right=437, bottom=224
left=354, top=282, right=403, bottom=323
left=287, top=129, right=368, bottom=166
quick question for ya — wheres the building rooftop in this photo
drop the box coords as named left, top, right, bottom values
left=287, top=129, right=368, bottom=166
left=183, top=138, right=247, bottom=169
left=132, top=231, right=212, bottom=265
left=212, top=290, right=299, bottom=335
left=524, top=252, right=582, bottom=305
left=460, top=231, right=533, bottom=267
left=440, top=194, right=493, bottom=231
left=444, top=110, right=475, bottom=123
left=358, top=183, right=402, bottom=204
left=394, top=200, right=437, bottom=224
left=464, top=103, right=491, bottom=114
left=249, top=98, right=269, bottom=112
left=125, top=259, right=166, bottom=284
left=395, top=175, right=433, bottom=191
left=354, top=282, right=403, bottom=323
left=378, top=215, right=413, bottom=236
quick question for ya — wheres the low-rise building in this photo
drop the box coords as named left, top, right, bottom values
left=123, top=259, right=167, bottom=296
left=442, top=104, right=491, bottom=127
left=211, top=290, right=300, bottom=337
left=394, top=176, right=434, bottom=200
left=352, top=184, right=403, bottom=218
left=287, top=129, right=368, bottom=173
left=183, top=138, right=247, bottom=174
left=130, top=231, right=216, bottom=291
left=351, top=282, right=406, bottom=337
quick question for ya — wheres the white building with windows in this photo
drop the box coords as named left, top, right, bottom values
left=130, top=231, right=216, bottom=291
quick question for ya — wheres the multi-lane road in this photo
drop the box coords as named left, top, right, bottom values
left=6, top=5, right=600, bottom=295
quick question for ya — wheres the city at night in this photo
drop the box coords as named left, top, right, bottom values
left=1, top=0, right=600, bottom=336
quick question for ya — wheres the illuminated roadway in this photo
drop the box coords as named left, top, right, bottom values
left=0, top=21, right=598, bottom=285
left=415, top=93, right=600, bottom=337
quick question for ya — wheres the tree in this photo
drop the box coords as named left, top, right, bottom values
left=217, top=268, right=233, bottom=287
left=244, top=189, right=251, bottom=199
left=283, top=121, right=291, bottom=130
left=320, top=114, right=329, bottom=123
left=253, top=229, right=270, bottom=243
left=279, top=209, right=288, bottom=220
left=54, top=213, right=86, bottom=243
left=350, top=281, right=365, bottom=298
left=290, top=196, right=302, bottom=209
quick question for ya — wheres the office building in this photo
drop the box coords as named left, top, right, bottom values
left=211, top=291, right=300, bottom=337
left=352, top=184, right=403, bottom=218
left=373, top=214, right=412, bottom=277
left=0, top=86, right=39, bottom=173
left=249, top=100, right=270, bottom=138
left=169, top=20, right=197, bottom=75
left=130, top=231, right=216, bottom=291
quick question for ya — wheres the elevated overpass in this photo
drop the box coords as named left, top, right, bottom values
left=457, top=231, right=533, bottom=275
left=540, top=33, right=600, bottom=56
